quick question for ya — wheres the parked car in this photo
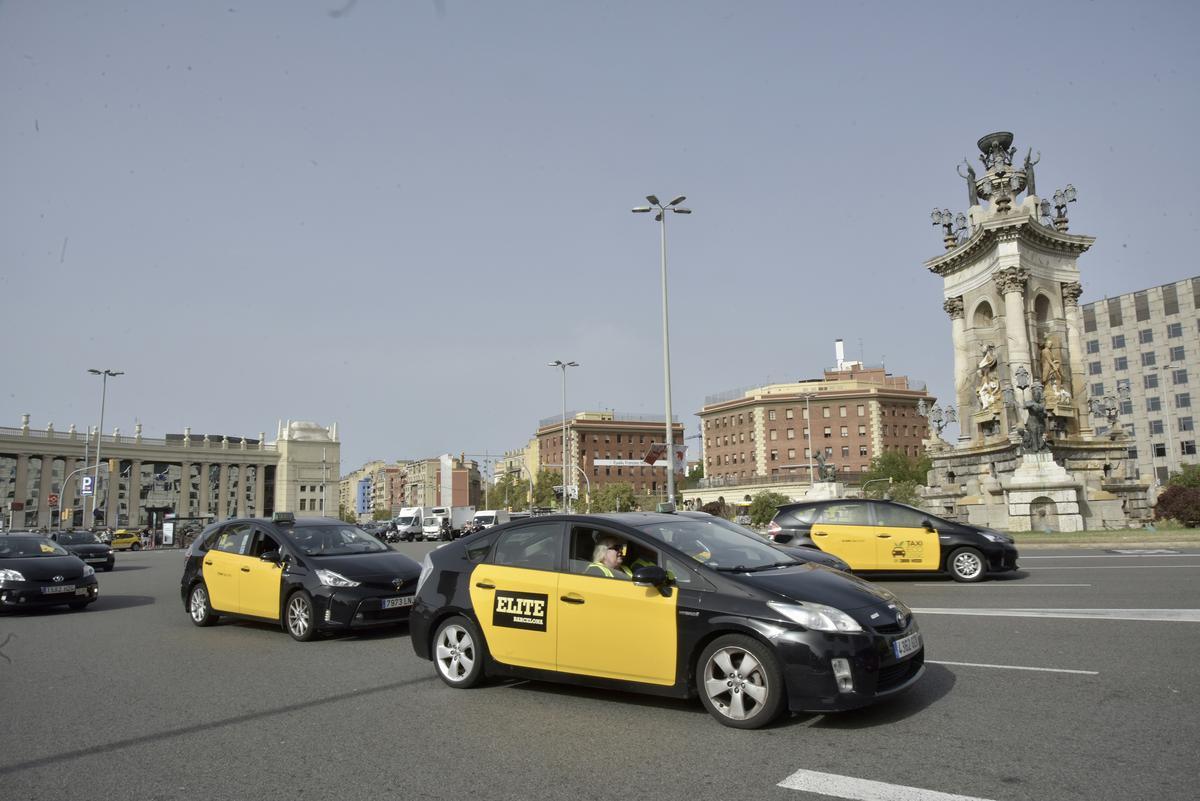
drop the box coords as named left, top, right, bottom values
left=766, top=499, right=1018, bottom=582
left=55, top=531, right=115, bottom=572
left=110, top=529, right=145, bottom=551
left=0, top=534, right=100, bottom=611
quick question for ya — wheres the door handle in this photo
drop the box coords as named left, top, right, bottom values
left=240, top=566, right=251, bottom=572
left=560, top=595, right=585, bottom=605
left=475, top=581, right=495, bottom=590
left=204, top=560, right=213, bottom=566
left=877, top=534, right=891, bottom=539
left=813, top=531, right=827, bottom=537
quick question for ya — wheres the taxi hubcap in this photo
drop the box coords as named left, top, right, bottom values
left=190, top=588, right=207, bottom=621
left=954, top=553, right=982, bottom=578
left=288, top=597, right=310, bottom=636
left=704, top=647, right=768, bottom=721
left=436, top=625, right=475, bottom=681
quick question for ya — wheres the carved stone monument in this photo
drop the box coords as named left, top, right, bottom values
left=920, top=133, right=1150, bottom=531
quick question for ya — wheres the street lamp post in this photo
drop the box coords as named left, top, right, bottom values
left=802, top=393, right=815, bottom=484
left=633, top=194, right=691, bottom=509
left=87, top=368, right=123, bottom=526
left=548, top=360, right=578, bottom=512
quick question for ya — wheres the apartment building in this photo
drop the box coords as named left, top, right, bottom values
left=535, top=412, right=685, bottom=500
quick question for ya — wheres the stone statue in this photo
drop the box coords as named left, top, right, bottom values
left=1023, top=148, right=1040, bottom=197
left=1039, top=332, right=1072, bottom=405
left=1022, top=382, right=1049, bottom=453
left=976, top=343, right=1000, bottom=411
left=957, top=159, right=979, bottom=207
left=814, top=451, right=837, bottom=482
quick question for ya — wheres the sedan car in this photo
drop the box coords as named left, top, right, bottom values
left=767, top=499, right=1019, bottom=582
left=56, top=531, right=116, bottom=572
left=676, top=511, right=851, bottom=572
left=180, top=513, right=423, bottom=641
left=411, top=512, right=924, bottom=729
left=0, top=535, right=100, bottom=612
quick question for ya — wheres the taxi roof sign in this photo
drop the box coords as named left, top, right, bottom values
left=272, top=511, right=295, bottom=524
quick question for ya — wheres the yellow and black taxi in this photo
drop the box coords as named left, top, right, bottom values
left=0, top=534, right=100, bottom=611
left=55, top=531, right=116, bottom=572
left=410, top=512, right=924, bottom=729
left=179, top=513, right=423, bottom=641
left=767, top=499, right=1019, bottom=582
left=109, top=529, right=144, bottom=551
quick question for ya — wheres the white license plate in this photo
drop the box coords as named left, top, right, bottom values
left=893, top=632, right=921, bottom=659
left=42, top=585, right=76, bottom=594
left=382, top=595, right=414, bottom=609
left=86, top=557, right=107, bottom=563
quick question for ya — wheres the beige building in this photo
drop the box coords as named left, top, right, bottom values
left=400, top=454, right=481, bottom=509
left=0, top=417, right=339, bottom=530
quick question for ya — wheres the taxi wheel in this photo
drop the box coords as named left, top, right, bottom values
left=433, top=616, right=485, bottom=688
left=948, top=547, right=986, bottom=583
left=188, top=583, right=219, bottom=626
left=131, top=543, right=141, bottom=551
left=285, top=591, right=318, bottom=641
left=697, top=635, right=786, bottom=729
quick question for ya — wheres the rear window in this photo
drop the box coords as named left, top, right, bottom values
left=780, top=506, right=819, bottom=526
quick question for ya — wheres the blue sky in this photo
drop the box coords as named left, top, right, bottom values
left=3, top=1, right=1198, bottom=472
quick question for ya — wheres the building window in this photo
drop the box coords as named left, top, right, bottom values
left=1112, top=334, right=1126, bottom=349
left=768, top=410, right=776, bottom=421
left=823, top=426, right=832, bottom=438
left=785, top=409, right=793, bottom=420
left=824, top=447, right=833, bottom=457
left=1182, top=441, right=1197, bottom=456
left=856, top=405, right=865, bottom=416
left=858, top=424, right=866, bottom=435
left=1149, top=420, right=1164, bottom=435
left=1086, top=339, right=1100, bottom=354
left=1089, top=362, right=1102, bottom=375
left=803, top=427, right=809, bottom=439
left=1145, top=374, right=1159, bottom=389
left=1114, top=357, right=1128, bottom=371
left=1168, top=322, right=1183, bottom=339
left=1177, top=393, right=1191, bottom=409
left=1120, top=399, right=1134, bottom=415
left=770, top=430, right=777, bottom=441
left=1154, top=443, right=1168, bottom=458
left=841, top=446, right=850, bottom=457
left=299, top=499, right=307, bottom=511
left=1092, top=382, right=1105, bottom=396
left=1174, top=369, right=1189, bottom=386
left=786, top=428, right=795, bottom=439
left=1083, top=305, right=1097, bottom=332
left=840, top=426, right=848, bottom=437
left=822, top=407, right=831, bottom=418
left=1142, top=352, right=1157, bottom=368
left=787, top=448, right=796, bottom=459
left=1180, top=417, right=1195, bottom=432
left=1139, top=328, right=1154, bottom=345
left=839, top=406, right=847, bottom=417
left=801, top=407, right=808, bottom=420
left=1164, top=284, right=1180, bottom=315
left=859, top=445, right=868, bottom=456
left=1134, top=291, right=1151, bottom=321
left=1108, top=297, right=1124, bottom=327
left=770, top=450, right=778, bottom=462
left=1147, top=397, right=1162, bottom=412
left=1170, top=346, right=1186, bottom=362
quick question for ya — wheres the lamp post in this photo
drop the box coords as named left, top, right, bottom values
left=548, top=360, right=578, bottom=512
left=801, top=392, right=815, bottom=484
left=87, top=368, right=123, bottom=526
left=633, top=194, right=691, bottom=510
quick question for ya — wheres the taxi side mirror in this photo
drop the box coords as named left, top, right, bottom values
left=921, top=520, right=935, bottom=532
left=632, top=565, right=669, bottom=588
left=260, top=550, right=281, bottom=563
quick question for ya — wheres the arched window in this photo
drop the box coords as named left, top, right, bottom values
left=973, top=300, right=994, bottom=328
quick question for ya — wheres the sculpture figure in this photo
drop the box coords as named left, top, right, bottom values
left=975, top=343, right=1000, bottom=411
left=1040, top=333, right=1063, bottom=387
left=1023, top=148, right=1041, bottom=197
left=814, top=451, right=837, bottom=483
left=1022, top=382, right=1049, bottom=453
left=957, top=159, right=979, bottom=207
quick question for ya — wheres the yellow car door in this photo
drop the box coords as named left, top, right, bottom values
left=201, top=524, right=252, bottom=613
left=872, top=502, right=941, bottom=571
left=810, top=502, right=878, bottom=569
left=238, top=528, right=285, bottom=619
left=468, top=521, right=563, bottom=671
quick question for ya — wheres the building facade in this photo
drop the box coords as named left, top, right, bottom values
left=535, top=411, right=685, bottom=502
left=1081, top=276, right=1200, bottom=485
left=1, top=417, right=339, bottom=530
left=698, top=366, right=934, bottom=486
left=399, top=454, right=481, bottom=509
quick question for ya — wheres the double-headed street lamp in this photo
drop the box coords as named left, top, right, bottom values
left=88, top=368, right=123, bottom=526
left=548, top=360, right=578, bottom=512
left=632, top=194, right=691, bottom=509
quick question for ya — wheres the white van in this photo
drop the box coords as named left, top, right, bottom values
left=394, top=507, right=426, bottom=542
left=471, top=510, right=510, bottom=529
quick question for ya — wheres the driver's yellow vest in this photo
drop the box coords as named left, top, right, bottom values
left=586, top=562, right=632, bottom=579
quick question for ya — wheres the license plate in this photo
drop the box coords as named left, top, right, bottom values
left=86, top=558, right=107, bottom=563
left=893, top=632, right=921, bottom=659
left=42, top=585, right=76, bottom=594
left=75, top=588, right=89, bottom=596
left=382, top=595, right=414, bottom=609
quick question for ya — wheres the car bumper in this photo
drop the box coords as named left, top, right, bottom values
left=79, top=555, right=115, bottom=570
left=311, top=585, right=416, bottom=631
left=771, top=623, right=925, bottom=713
left=985, top=543, right=1019, bottom=573
left=0, top=578, right=100, bottom=609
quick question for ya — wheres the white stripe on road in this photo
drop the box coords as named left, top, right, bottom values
left=912, top=583, right=1090, bottom=587
left=1022, top=553, right=1191, bottom=559
left=928, top=660, right=1098, bottom=675
left=1027, top=564, right=1200, bottom=570
left=778, top=768, right=998, bottom=801
left=913, top=608, right=1200, bottom=622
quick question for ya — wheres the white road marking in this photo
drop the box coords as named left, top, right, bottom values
left=1026, top=564, right=1200, bottom=570
left=912, top=583, right=1090, bottom=587
left=913, top=608, right=1200, bottom=622
left=778, top=768, right=998, bottom=801
left=1022, top=553, right=1193, bottom=559
left=928, top=660, right=1098, bottom=675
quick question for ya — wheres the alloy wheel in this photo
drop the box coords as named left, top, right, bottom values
left=189, top=586, right=208, bottom=623
left=435, top=624, right=475, bottom=682
left=702, top=646, right=770, bottom=722
left=287, top=595, right=311, bottom=638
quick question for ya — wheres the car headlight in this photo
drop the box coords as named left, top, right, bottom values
left=82, top=565, right=95, bottom=577
left=768, top=601, right=863, bottom=633
left=0, top=568, right=26, bottom=582
left=981, top=531, right=1010, bottom=544
left=315, top=569, right=360, bottom=588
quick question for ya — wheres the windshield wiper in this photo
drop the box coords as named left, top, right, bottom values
left=716, top=561, right=794, bottom=573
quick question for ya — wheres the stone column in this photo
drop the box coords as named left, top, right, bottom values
left=217, top=463, right=229, bottom=520
left=13, top=454, right=29, bottom=529
left=1061, top=281, right=1093, bottom=436
left=178, top=461, right=191, bottom=517
left=199, top=463, right=211, bottom=519
left=37, top=455, right=55, bottom=528
left=236, top=463, right=248, bottom=518
left=996, top=267, right=1033, bottom=414
left=65, top=458, right=82, bottom=525
left=944, top=296, right=970, bottom=443
left=253, top=464, right=265, bottom=517
left=130, top=459, right=142, bottom=528
left=105, top=458, right=120, bottom=528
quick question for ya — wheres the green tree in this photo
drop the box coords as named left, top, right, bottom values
left=532, top=469, right=563, bottom=509
left=861, top=451, right=931, bottom=505
left=1155, top=485, right=1200, bottom=526
left=1167, top=464, right=1200, bottom=489
left=748, top=491, right=791, bottom=527
left=492, top=472, right=530, bottom=511
left=594, top=482, right=638, bottom=513
left=337, top=504, right=355, bottom=523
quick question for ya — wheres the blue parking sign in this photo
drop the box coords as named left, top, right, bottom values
left=80, top=475, right=95, bottom=496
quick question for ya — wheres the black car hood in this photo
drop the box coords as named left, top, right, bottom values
left=735, top=564, right=898, bottom=609
left=0, top=555, right=88, bottom=582
left=775, top=545, right=848, bottom=571
left=64, top=544, right=111, bottom=557
left=302, top=550, right=422, bottom=580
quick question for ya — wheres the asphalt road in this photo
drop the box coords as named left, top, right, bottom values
left=1, top=543, right=1198, bottom=801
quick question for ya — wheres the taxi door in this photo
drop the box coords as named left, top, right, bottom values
left=871, top=502, right=941, bottom=571
left=238, top=527, right=285, bottom=619
left=202, top=524, right=252, bottom=613
left=468, top=521, right=563, bottom=671
left=555, top=526, right=677, bottom=685
left=809, top=502, right=879, bottom=569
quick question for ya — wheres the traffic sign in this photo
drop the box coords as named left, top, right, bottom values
left=80, top=475, right=94, bottom=496
left=48, top=493, right=59, bottom=506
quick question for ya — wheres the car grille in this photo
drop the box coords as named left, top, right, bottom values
left=877, top=651, right=923, bottom=692
left=871, top=620, right=905, bottom=634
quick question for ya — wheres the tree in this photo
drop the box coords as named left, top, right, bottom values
left=861, top=451, right=932, bottom=505
left=492, top=472, right=530, bottom=511
left=1155, top=485, right=1200, bottom=526
left=749, top=491, right=791, bottom=527
left=1167, top=464, right=1200, bottom=489
left=337, top=504, right=355, bottom=524
left=594, top=482, right=637, bottom=513
left=532, top=469, right=562, bottom=509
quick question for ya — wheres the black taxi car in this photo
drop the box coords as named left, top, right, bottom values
left=179, top=514, right=422, bottom=641
left=0, top=534, right=100, bottom=611
left=766, top=499, right=1019, bottom=582
left=55, top=531, right=116, bottom=572
left=410, top=512, right=924, bottom=729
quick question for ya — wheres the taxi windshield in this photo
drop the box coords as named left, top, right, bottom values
left=58, top=532, right=99, bottom=545
left=0, top=537, right=71, bottom=558
left=286, top=525, right=388, bottom=556
left=634, top=519, right=796, bottom=571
